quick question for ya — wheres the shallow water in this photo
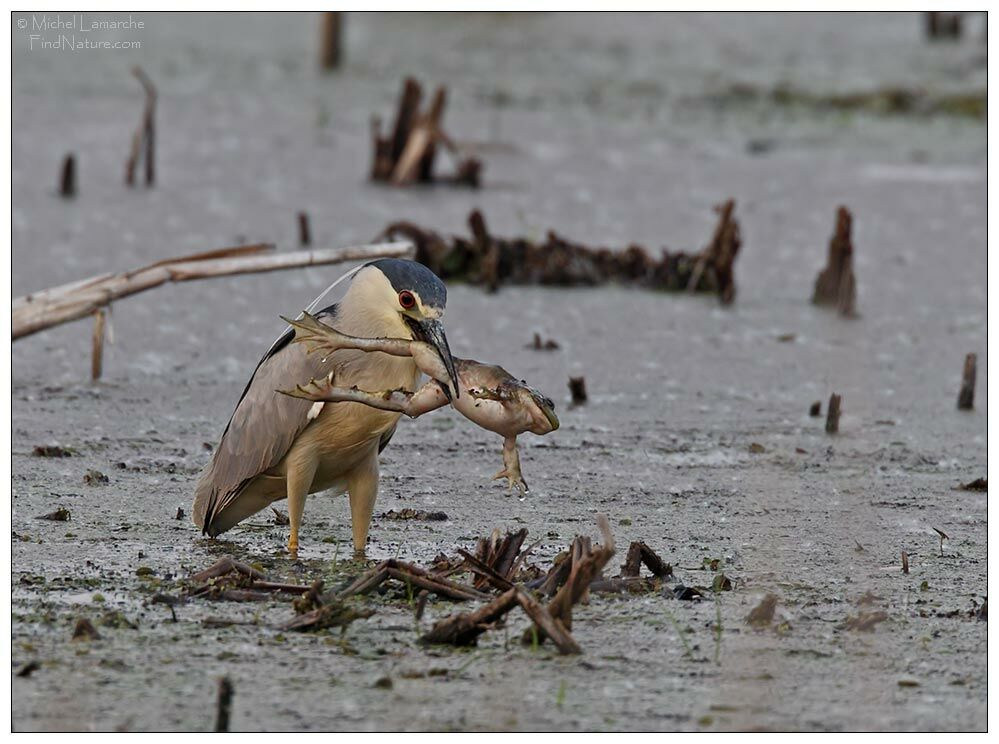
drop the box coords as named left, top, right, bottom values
left=12, top=12, right=986, bottom=732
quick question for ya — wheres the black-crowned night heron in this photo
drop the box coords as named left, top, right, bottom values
left=192, top=258, right=459, bottom=557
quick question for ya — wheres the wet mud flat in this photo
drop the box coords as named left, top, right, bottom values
left=12, top=12, right=986, bottom=732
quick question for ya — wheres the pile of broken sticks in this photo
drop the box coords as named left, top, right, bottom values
left=378, top=201, right=741, bottom=302
left=184, top=557, right=325, bottom=604
left=420, top=516, right=618, bottom=654
left=180, top=516, right=677, bottom=655
left=370, top=77, right=482, bottom=188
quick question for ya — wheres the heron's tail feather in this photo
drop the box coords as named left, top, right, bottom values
left=191, top=470, right=214, bottom=531
left=193, top=460, right=283, bottom=536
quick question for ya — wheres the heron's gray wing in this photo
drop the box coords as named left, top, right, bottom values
left=378, top=423, right=398, bottom=453
left=192, top=306, right=338, bottom=534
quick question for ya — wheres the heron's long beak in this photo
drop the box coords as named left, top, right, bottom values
left=409, top=317, right=460, bottom=399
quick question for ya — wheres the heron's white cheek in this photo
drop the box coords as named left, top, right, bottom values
left=307, top=402, right=325, bottom=421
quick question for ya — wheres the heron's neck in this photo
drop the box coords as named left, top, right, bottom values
left=337, top=287, right=410, bottom=340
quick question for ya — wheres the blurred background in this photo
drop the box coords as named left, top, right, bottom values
left=11, top=12, right=987, bottom=378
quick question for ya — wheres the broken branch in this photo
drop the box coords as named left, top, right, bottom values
left=825, top=393, right=842, bottom=434
left=812, top=206, right=857, bottom=316
left=90, top=309, right=106, bottom=381
left=373, top=77, right=481, bottom=187
left=124, top=66, right=157, bottom=187
left=958, top=353, right=976, bottom=410
left=59, top=153, right=76, bottom=198
left=420, top=588, right=519, bottom=647
left=13, top=241, right=414, bottom=340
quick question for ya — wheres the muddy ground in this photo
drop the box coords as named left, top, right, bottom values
left=11, top=12, right=987, bottom=732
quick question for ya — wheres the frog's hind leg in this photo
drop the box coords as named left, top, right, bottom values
left=492, top=436, right=528, bottom=494
left=278, top=378, right=449, bottom=419
left=280, top=311, right=415, bottom=359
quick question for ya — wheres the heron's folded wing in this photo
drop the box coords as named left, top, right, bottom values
left=193, top=317, right=337, bottom=533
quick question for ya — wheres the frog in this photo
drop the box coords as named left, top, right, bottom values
left=276, top=311, right=559, bottom=493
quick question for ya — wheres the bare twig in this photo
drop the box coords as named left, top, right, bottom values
left=272, top=507, right=290, bottom=526
left=620, top=541, right=672, bottom=579
left=418, top=87, right=448, bottom=181
left=338, top=567, right=391, bottom=597
left=13, top=241, right=413, bottom=340
left=248, top=580, right=316, bottom=595
left=392, top=86, right=447, bottom=185
left=59, top=154, right=76, bottom=198
left=373, top=78, right=481, bottom=187
left=687, top=199, right=740, bottom=303
left=215, top=677, right=233, bottom=732
left=201, top=617, right=259, bottom=629
left=569, top=377, right=588, bottom=406
left=813, top=206, right=857, bottom=316
left=125, top=66, right=157, bottom=187
left=370, top=116, right=394, bottom=180
left=282, top=600, right=374, bottom=632
left=90, top=309, right=106, bottom=381
left=470, top=528, right=528, bottom=589
left=190, top=557, right=265, bottom=584
left=524, top=515, right=615, bottom=646
left=958, top=353, right=976, bottom=410
left=390, top=78, right=422, bottom=164
left=925, top=11, right=963, bottom=39
left=457, top=549, right=515, bottom=592
left=420, top=588, right=520, bottom=646
left=825, top=393, right=842, bottom=434
left=385, top=567, right=485, bottom=602
left=933, top=527, right=949, bottom=556
left=338, top=559, right=489, bottom=602
left=297, top=212, right=311, bottom=246
left=536, top=553, right=572, bottom=597
left=514, top=591, right=580, bottom=655
left=318, top=12, right=342, bottom=70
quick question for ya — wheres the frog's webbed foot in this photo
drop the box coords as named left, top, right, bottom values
left=469, top=386, right=504, bottom=402
left=276, top=374, right=336, bottom=402
left=492, top=436, right=528, bottom=494
left=280, top=311, right=350, bottom=357
left=492, top=467, right=528, bottom=494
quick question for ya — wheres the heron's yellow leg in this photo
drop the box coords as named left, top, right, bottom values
left=286, top=457, right=318, bottom=558
left=347, top=451, right=380, bottom=557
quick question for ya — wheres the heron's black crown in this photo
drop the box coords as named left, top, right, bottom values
left=367, top=258, right=447, bottom=310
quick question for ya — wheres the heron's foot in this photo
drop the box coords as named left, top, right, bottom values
left=492, top=465, right=528, bottom=495
left=287, top=536, right=299, bottom=559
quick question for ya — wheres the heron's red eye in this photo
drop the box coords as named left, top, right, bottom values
left=398, top=291, right=416, bottom=309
